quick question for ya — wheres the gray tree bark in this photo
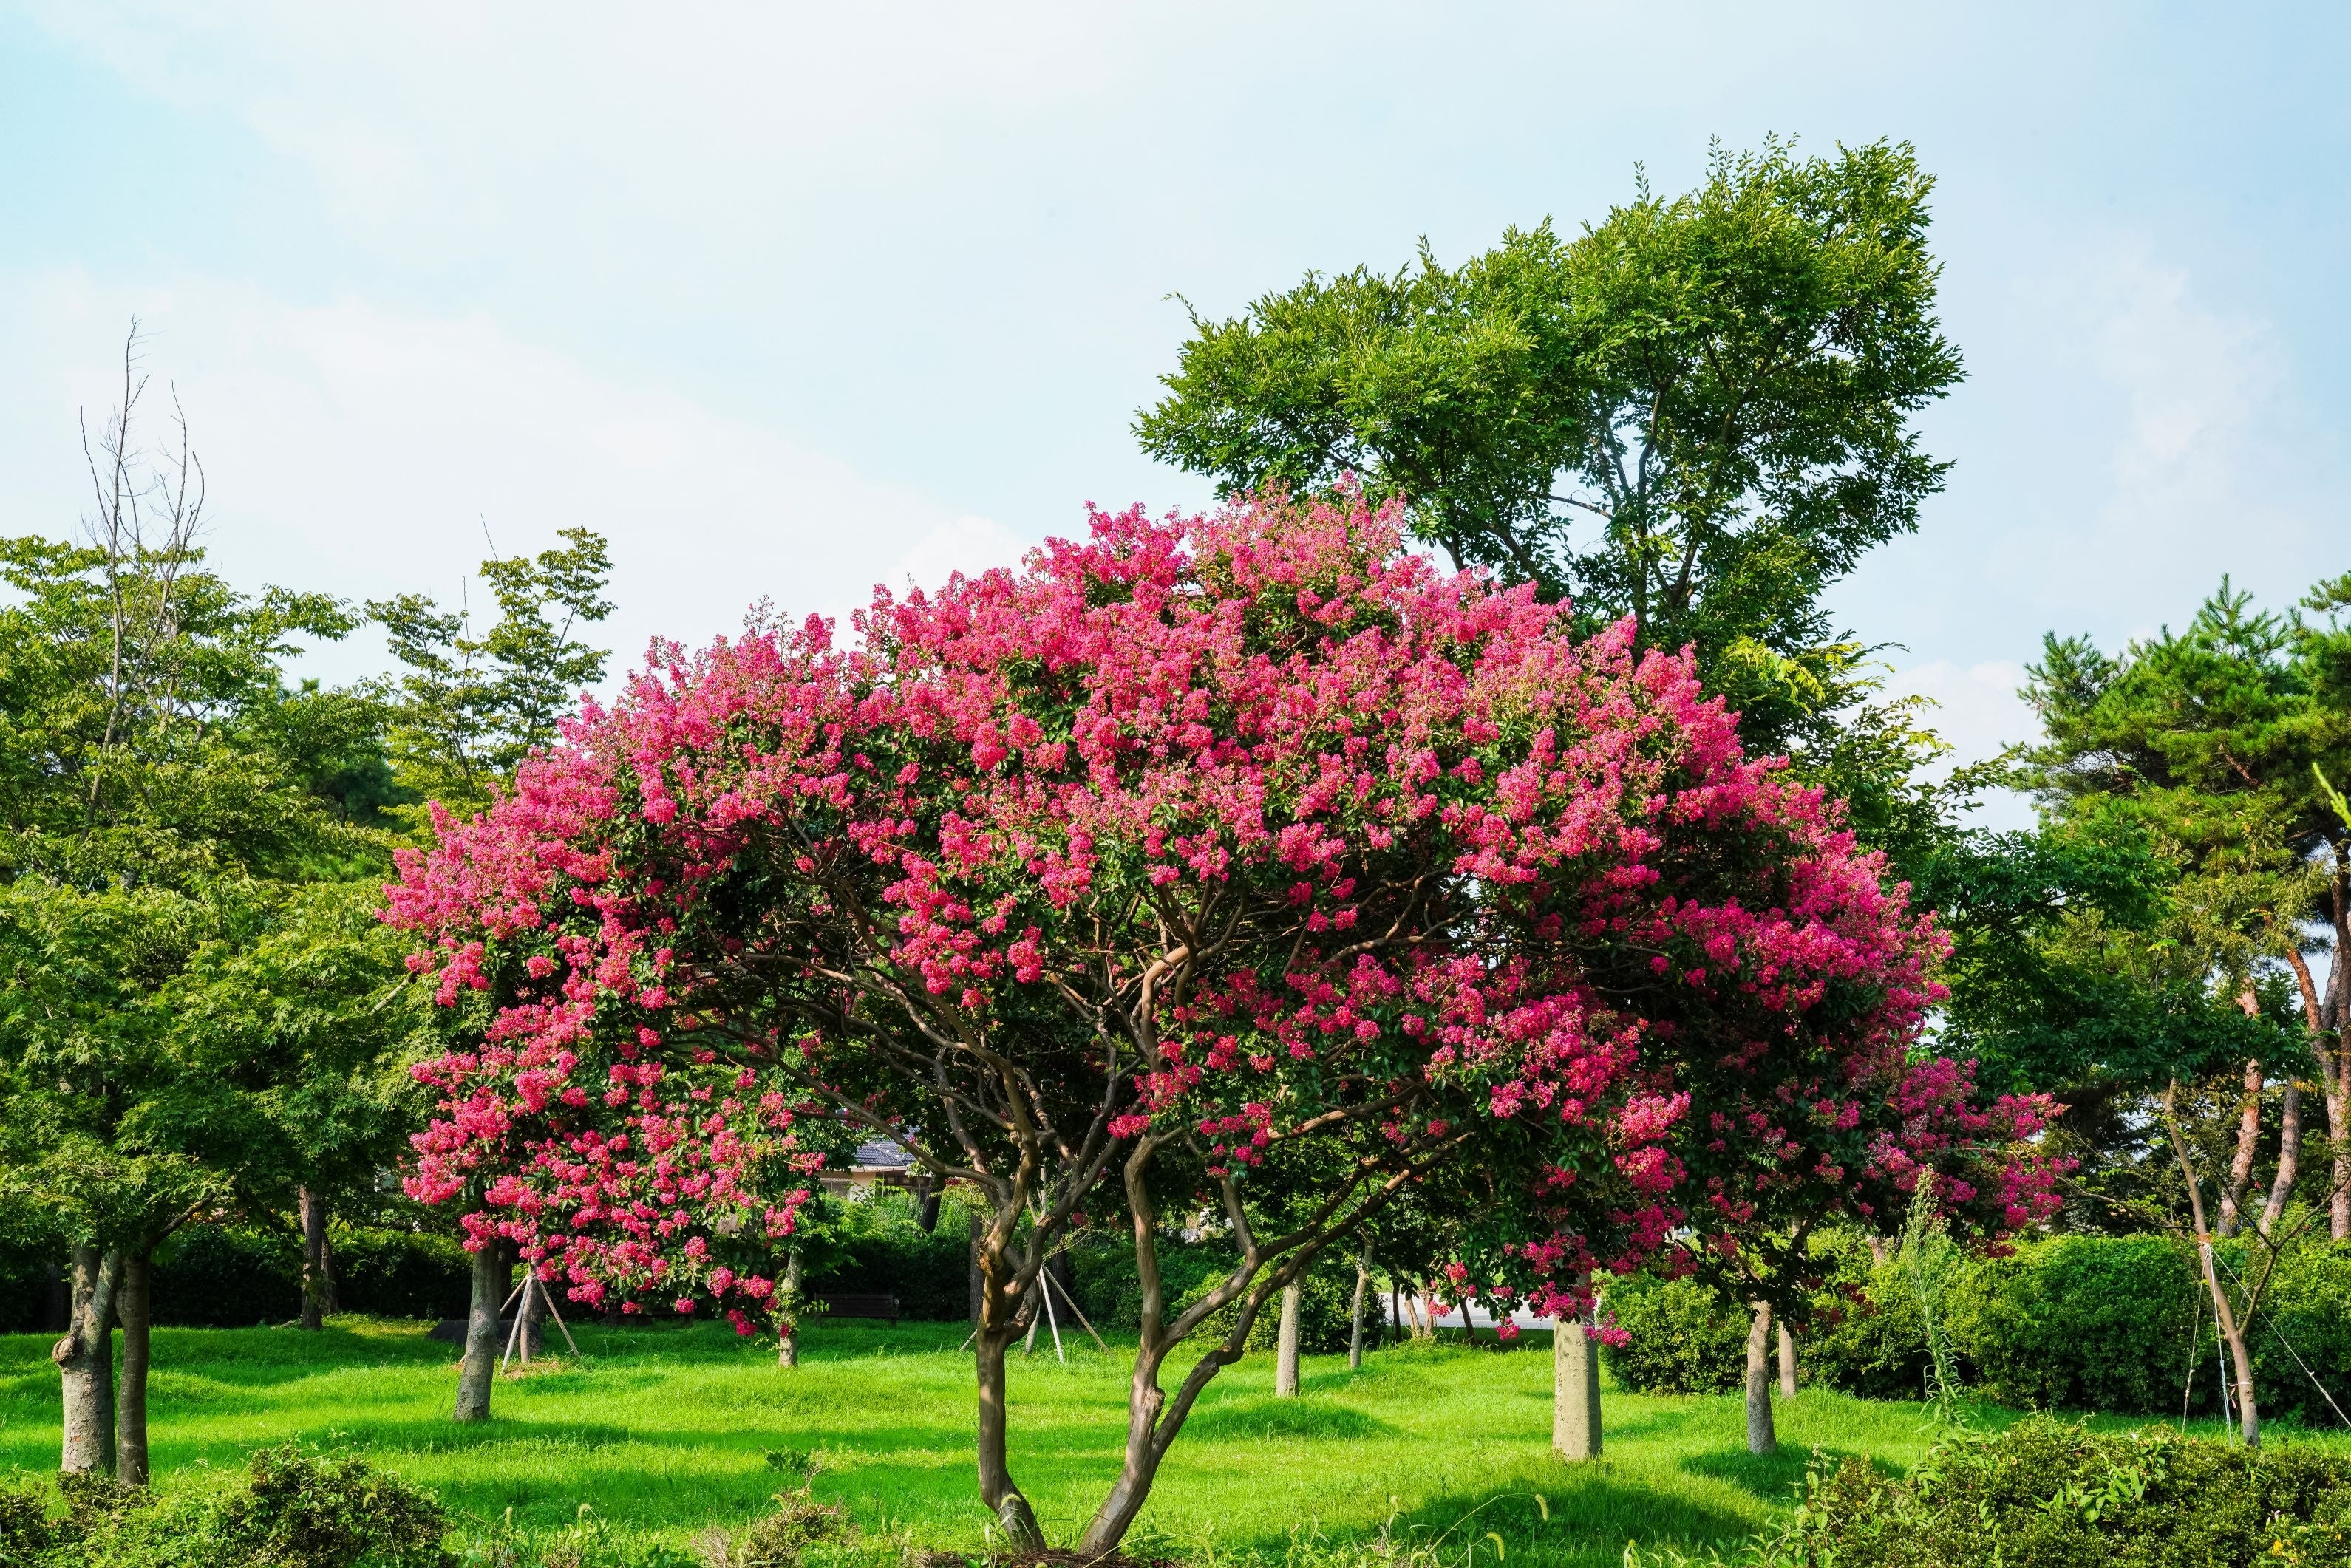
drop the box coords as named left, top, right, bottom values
left=452, top=1241, right=508, bottom=1421
left=1745, top=1301, right=1776, bottom=1456
left=1273, top=1279, right=1302, bottom=1397
left=54, top=1244, right=121, bottom=1473
left=1777, top=1321, right=1797, bottom=1399
left=1552, top=1295, right=1602, bottom=1462
left=777, top=1248, right=803, bottom=1368
left=115, top=1251, right=152, bottom=1485
left=1347, top=1236, right=1371, bottom=1372
left=299, top=1187, right=333, bottom=1329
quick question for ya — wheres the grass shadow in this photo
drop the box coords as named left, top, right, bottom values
left=1678, top=1444, right=1840, bottom=1501
left=1180, top=1398, right=1396, bottom=1442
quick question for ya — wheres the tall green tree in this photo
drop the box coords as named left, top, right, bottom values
left=0, top=333, right=417, bottom=1477
left=2019, top=578, right=2351, bottom=1242
left=367, top=527, right=613, bottom=823
left=1138, top=137, right=1962, bottom=754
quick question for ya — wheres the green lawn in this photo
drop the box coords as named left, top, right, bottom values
left=0, top=1318, right=2321, bottom=1565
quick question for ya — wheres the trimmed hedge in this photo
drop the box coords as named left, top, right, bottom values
left=1604, top=1231, right=2351, bottom=1425
left=1673, top=1417, right=2351, bottom=1567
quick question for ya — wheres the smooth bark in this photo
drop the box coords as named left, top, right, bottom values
left=975, top=1326, right=1044, bottom=1547
left=1347, top=1237, right=1370, bottom=1371
left=777, top=1248, right=803, bottom=1369
left=2259, top=1080, right=2301, bottom=1235
left=299, top=1188, right=333, bottom=1329
left=452, top=1241, right=508, bottom=1422
left=115, top=1251, right=152, bottom=1485
left=53, top=1245, right=121, bottom=1473
left=1552, top=1293, right=1602, bottom=1462
left=1777, top=1321, right=1797, bottom=1399
left=1744, top=1301, right=1776, bottom=1456
left=1274, top=1280, right=1302, bottom=1397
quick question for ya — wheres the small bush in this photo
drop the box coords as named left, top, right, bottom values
left=1633, top=1417, right=2351, bottom=1567
left=1602, top=1270, right=1752, bottom=1394
left=0, top=1446, right=447, bottom=1567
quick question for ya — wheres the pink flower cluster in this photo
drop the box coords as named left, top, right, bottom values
left=385, top=488, right=2055, bottom=1326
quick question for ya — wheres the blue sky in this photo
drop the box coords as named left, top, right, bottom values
left=4, top=3, right=2346, bottom=817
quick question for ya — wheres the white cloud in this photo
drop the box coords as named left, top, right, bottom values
left=0, top=270, right=1035, bottom=686
left=1883, top=658, right=2038, bottom=831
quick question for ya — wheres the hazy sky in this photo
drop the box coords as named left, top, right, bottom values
left=4, top=4, right=2346, bottom=822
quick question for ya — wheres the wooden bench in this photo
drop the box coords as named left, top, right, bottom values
left=815, top=1292, right=902, bottom=1326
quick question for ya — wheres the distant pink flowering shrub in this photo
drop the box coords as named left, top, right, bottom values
left=386, top=488, right=2052, bottom=1549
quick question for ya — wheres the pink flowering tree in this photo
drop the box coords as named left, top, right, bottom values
left=389, top=490, right=2047, bottom=1551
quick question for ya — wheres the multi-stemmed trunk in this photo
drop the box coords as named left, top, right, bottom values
left=1552, top=1286, right=1602, bottom=1462
left=299, top=1187, right=334, bottom=1330
left=1744, top=1301, right=1775, bottom=1456
left=115, top=1251, right=153, bottom=1485
left=1273, top=1280, right=1302, bottom=1397
left=54, top=1245, right=121, bottom=1473
left=2285, top=943, right=2350, bottom=1243
left=452, top=1241, right=508, bottom=1422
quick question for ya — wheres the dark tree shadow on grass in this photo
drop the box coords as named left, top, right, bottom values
left=1179, top=1398, right=1396, bottom=1442
left=1248, top=1478, right=1760, bottom=1568
left=1679, top=1444, right=1854, bottom=1501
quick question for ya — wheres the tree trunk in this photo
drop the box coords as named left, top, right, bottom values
left=2218, top=990, right=2262, bottom=1238
left=518, top=1266, right=549, bottom=1360
left=1274, top=1279, right=1302, bottom=1397
left=452, top=1241, right=508, bottom=1422
left=2289, top=939, right=2350, bottom=1242
left=1777, top=1321, right=1797, bottom=1398
left=299, top=1188, right=332, bottom=1329
left=1744, top=1301, right=1775, bottom=1456
left=1347, top=1238, right=1370, bottom=1371
left=53, top=1244, right=121, bottom=1473
left=917, top=1181, right=941, bottom=1235
left=2259, top=1080, right=2301, bottom=1235
left=1552, top=1290, right=1602, bottom=1462
left=2167, top=1078, right=2259, bottom=1448
left=777, top=1248, right=802, bottom=1369
left=967, top=1215, right=983, bottom=1327
left=115, top=1251, right=152, bottom=1486
left=974, top=1326, right=1044, bottom=1547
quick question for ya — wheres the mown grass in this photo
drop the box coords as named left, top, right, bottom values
left=0, top=1318, right=2336, bottom=1565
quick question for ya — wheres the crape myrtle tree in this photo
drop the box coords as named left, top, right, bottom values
left=389, top=491, right=2052, bottom=1552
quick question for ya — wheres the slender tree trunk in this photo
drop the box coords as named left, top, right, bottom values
left=777, top=1248, right=802, bottom=1369
left=2289, top=938, right=2351, bottom=1242
left=1744, top=1301, right=1776, bottom=1456
left=2260, top=1081, right=2302, bottom=1235
left=1348, top=1237, right=1370, bottom=1371
left=299, top=1188, right=330, bottom=1329
left=452, top=1242, right=508, bottom=1422
left=1553, top=1286, right=1602, bottom=1462
left=2167, top=1078, right=2259, bottom=1448
left=1274, top=1279, right=1302, bottom=1397
left=974, top=1326, right=1044, bottom=1547
left=2219, top=1056, right=2263, bottom=1238
left=115, top=1251, right=152, bottom=1486
left=53, top=1245, right=121, bottom=1473
left=916, top=1180, right=941, bottom=1235
left=1777, top=1321, right=1798, bottom=1399
left=519, top=1266, right=549, bottom=1360
left=967, top=1216, right=983, bottom=1327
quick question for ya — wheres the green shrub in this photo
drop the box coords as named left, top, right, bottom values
left=327, top=1230, right=474, bottom=1321
left=1601, top=1270, right=1751, bottom=1394
left=1634, top=1417, right=2351, bottom=1567
left=1950, top=1234, right=2202, bottom=1416
left=1071, top=1233, right=1356, bottom=1353
left=0, top=1446, right=446, bottom=1567
left=2251, top=1238, right=2351, bottom=1427
left=152, top=1226, right=302, bottom=1326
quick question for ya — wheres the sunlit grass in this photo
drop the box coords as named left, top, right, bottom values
left=0, top=1319, right=2338, bottom=1565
